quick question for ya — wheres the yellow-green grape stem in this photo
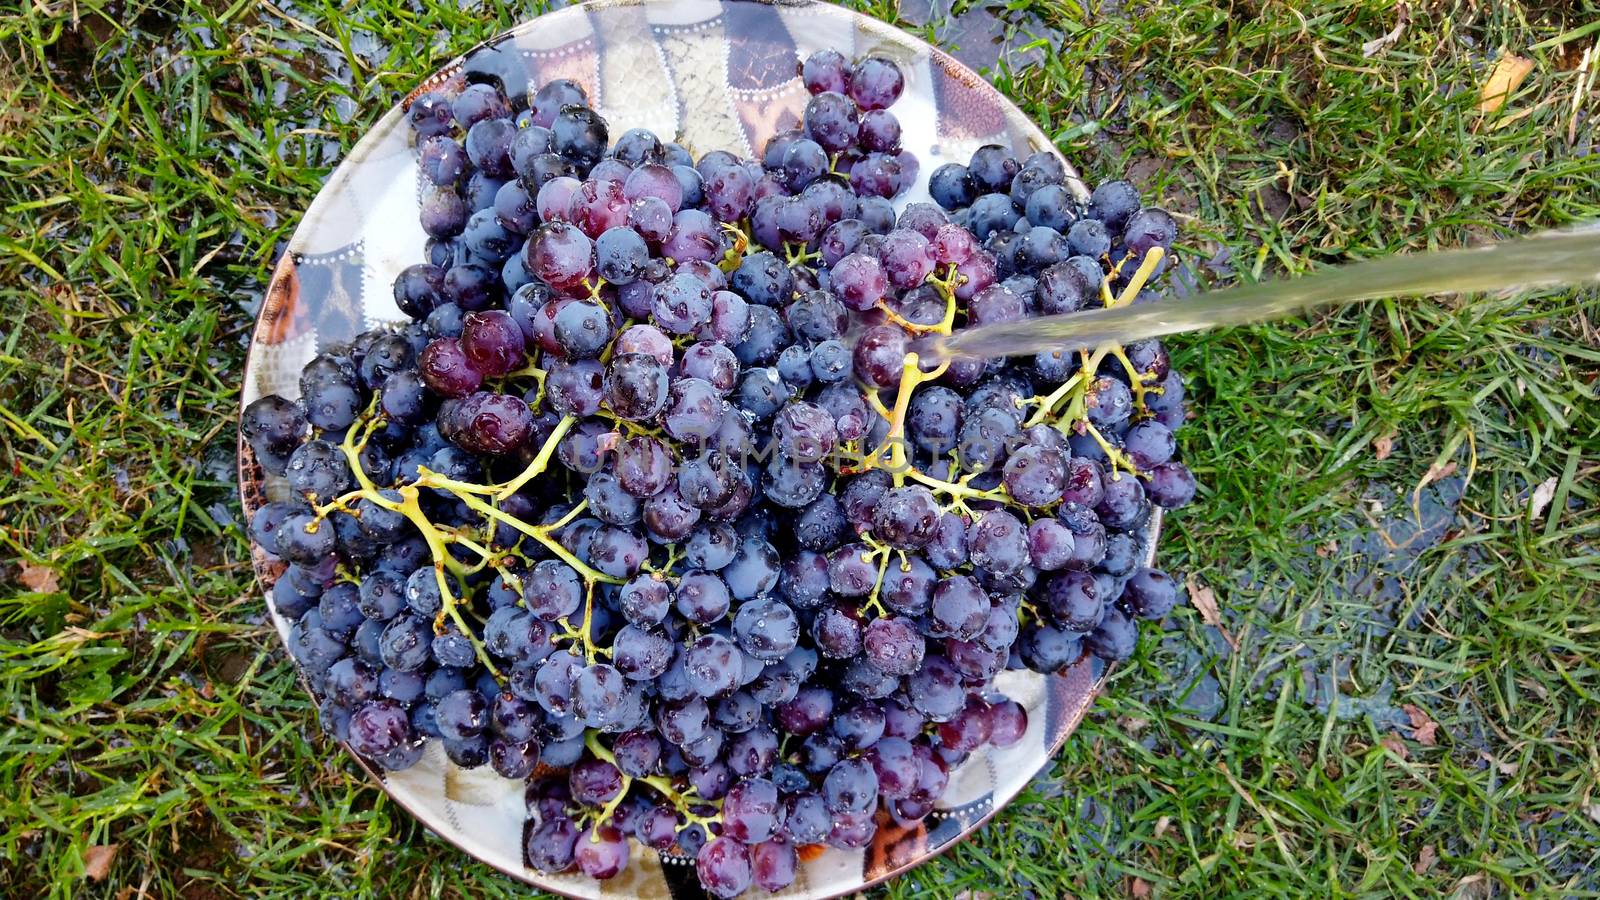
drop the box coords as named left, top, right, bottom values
left=1017, top=597, right=1041, bottom=625
left=1083, top=343, right=1113, bottom=375
left=1082, top=422, right=1140, bottom=478
left=589, top=788, right=631, bottom=837
left=642, top=543, right=682, bottom=578
left=492, top=561, right=525, bottom=595
left=495, top=414, right=577, bottom=500
left=388, top=484, right=503, bottom=680
left=924, top=263, right=964, bottom=335
left=881, top=353, right=935, bottom=485
left=323, top=399, right=514, bottom=678
left=717, top=222, right=750, bottom=273
left=903, top=466, right=1009, bottom=505
left=338, top=395, right=388, bottom=497
left=556, top=580, right=612, bottom=663
left=541, top=498, right=591, bottom=534
left=873, top=299, right=949, bottom=337
left=448, top=490, right=624, bottom=586
left=1111, top=245, right=1165, bottom=309
left=418, top=472, right=501, bottom=496
left=783, top=242, right=820, bottom=267
left=1098, top=252, right=1135, bottom=309
left=1107, top=345, right=1160, bottom=409
left=1022, top=372, right=1086, bottom=428
left=584, top=277, right=611, bottom=312
left=585, top=732, right=722, bottom=826
left=523, top=366, right=550, bottom=412
left=862, top=386, right=894, bottom=423
left=312, top=487, right=369, bottom=522
left=857, top=532, right=893, bottom=619
left=615, top=418, right=665, bottom=440
left=440, top=530, right=496, bottom=562
left=505, top=356, right=547, bottom=380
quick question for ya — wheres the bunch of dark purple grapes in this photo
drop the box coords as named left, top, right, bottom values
left=241, top=47, right=1194, bottom=898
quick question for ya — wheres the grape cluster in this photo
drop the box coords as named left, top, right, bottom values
left=242, top=49, right=1194, bottom=898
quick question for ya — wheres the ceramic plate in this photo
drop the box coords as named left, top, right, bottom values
left=238, top=1, right=1156, bottom=896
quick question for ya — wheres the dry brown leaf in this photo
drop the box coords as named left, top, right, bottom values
left=1130, top=877, right=1152, bottom=898
left=1187, top=575, right=1221, bottom=626
left=1154, top=815, right=1172, bottom=839
left=1528, top=476, right=1559, bottom=522
left=1453, top=873, right=1494, bottom=900
left=1316, top=539, right=1339, bottom=559
left=1380, top=733, right=1409, bottom=760
left=1567, top=44, right=1596, bottom=143
left=1361, top=3, right=1409, bottom=58
left=19, top=562, right=60, bottom=593
left=1373, top=432, right=1395, bottom=460
left=1479, top=751, right=1518, bottom=775
left=1414, top=844, right=1437, bottom=875
left=1423, top=460, right=1458, bottom=485
left=1584, top=803, right=1600, bottom=824
left=1185, top=574, right=1236, bottom=650
left=1478, top=53, right=1535, bottom=114
left=1403, top=704, right=1439, bottom=746
left=83, top=843, right=119, bottom=881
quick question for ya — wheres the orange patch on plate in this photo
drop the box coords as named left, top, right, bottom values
left=255, top=254, right=304, bottom=346
left=796, top=843, right=828, bottom=863
left=865, top=807, right=929, bottom=878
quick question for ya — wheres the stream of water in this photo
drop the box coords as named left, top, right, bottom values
left=924, top=226, right=1600, bottom=360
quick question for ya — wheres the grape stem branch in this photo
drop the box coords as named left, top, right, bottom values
left=583, top=732, right=721, bottom=830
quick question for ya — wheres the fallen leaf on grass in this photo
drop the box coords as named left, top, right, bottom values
left=1373, top=432, right=1395, bottom=460
left=1315, top=539, right=1339, bottom=559
left=1421, top=460, right=1458, bottom=487
left=1185, top=574, right=1236, bottom=651
left=1528, top=476, right=1559, bottom=522
left=1414, top=844, right=1437, bottom=875
left=1403, top=704, right=1439, bottom=746
left=1478, top=54, right=1535, bottom=114
left=1362, top=3, right=1409, bottom=57
left=83, top=844, right=119, bottom=881
left=1584, top=803, right=1600, bottom=824
left=1380, top=733, right=1409, bottom=760
left=19, top=562, right=59, bottom=593
left=1154, top=816, right=1172, bottom=838
left=1479, top=751, right=1518, bottom=775
left=1130, top=877, right=1152, bottom=898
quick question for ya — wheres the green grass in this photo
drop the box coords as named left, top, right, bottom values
left=1, top=0, right=1596, bottom=897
